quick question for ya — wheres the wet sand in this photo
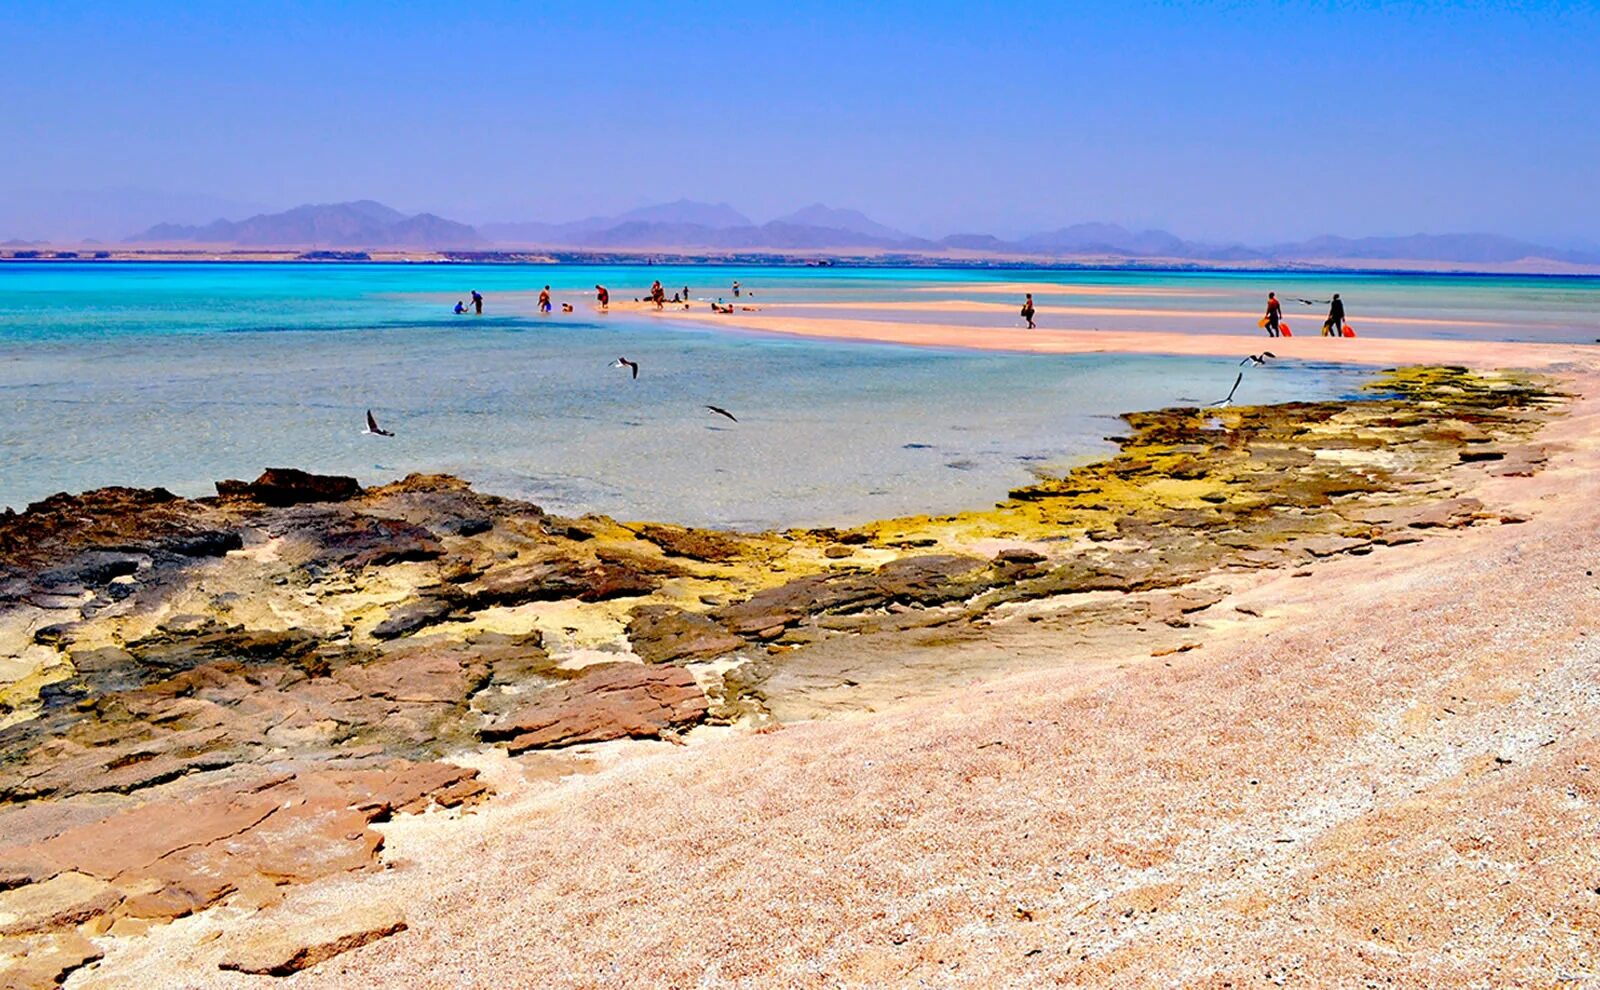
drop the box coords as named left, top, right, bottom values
left=904, top=281, right=1232, bottom=297
left=763, top=299, right=1520, bottom=330
left=653, top=305, right=1593, bottom=370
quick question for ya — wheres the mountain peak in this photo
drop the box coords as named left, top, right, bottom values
left=613, top=200, right=752, bottom=229
left=127, top=200, right=481, bottom=248
left=773, top=204, right=909, bottom=241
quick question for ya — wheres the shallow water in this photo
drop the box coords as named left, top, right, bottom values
left=2, top=262, right=1585, bottom=527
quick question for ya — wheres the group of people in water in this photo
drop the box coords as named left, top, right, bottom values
left=639, top=280, right=694, bottom=310
left=453, top=280, right=754, bottom=318
left=457, top=280, right=1353, bottom=340
left=1014, top=289, right=1353, bottom=338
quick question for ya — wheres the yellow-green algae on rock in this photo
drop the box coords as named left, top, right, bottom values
left=843, top=365, right=1558, bottom=554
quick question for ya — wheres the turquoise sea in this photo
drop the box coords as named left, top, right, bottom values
left=2, top=263, right=1594, bottom=528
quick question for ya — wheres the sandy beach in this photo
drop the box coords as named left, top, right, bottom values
left=2, top=332, right=1583, bottom=987
left=763, top=299, right=1522, bottom=331
left=646, top=303, right=1594, bottom=370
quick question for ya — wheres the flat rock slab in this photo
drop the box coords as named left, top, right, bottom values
left=219, top=902, right=406, bottom=976
left=0, top=871, right=116, bottom=936
left=0, top=760, right=485, bottom=939
left=483, top=663, right=708, bottom=751
left=0, top=930, right=104, bottom=989
left=634, top=523, right=751, bottom=562
left=626, top=605, right=743, bottom=663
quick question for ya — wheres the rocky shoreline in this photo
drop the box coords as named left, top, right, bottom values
left=0, top=366, right=1561, bottom=986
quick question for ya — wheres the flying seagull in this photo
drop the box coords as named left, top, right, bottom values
left=364, top=409, right=394, bottom=437
left=1295, top=297, right=1328, bottom=306
left=706, top=405, right=738, bottom=423
left=1240, top=351, right=1277, bottom=367
left=611, top=356, right=639, bottom=379
left=1209, top=373, right=1244, bottom=408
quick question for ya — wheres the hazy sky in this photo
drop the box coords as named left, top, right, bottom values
left=4, top=1, right=1598, bottom=242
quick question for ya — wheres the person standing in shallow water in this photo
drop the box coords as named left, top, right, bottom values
left=595, top=285, right=609, bottom=309
left=471, top=290, right=483, bottom=315
left=1264, top=292, right=1281, bottom=337
left=1324, top=293, right=1346, bottom=337
left=1020, top=293, right=1036, bottom=329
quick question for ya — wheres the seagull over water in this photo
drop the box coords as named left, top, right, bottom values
left=363, top=409, right=394, bottom=437
left=1241, top=351, right=1277, bottom=367
left=705, top=405, right=738, bottom=423
left=611, top=356, right=639, bottom=379
left=1209, top=373, right=1244, bottom=408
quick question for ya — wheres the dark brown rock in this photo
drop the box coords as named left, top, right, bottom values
left=714, top=574, right=879, bottom=635
left=230, top=469, right=362, bottom=507
left=635, top=524, right=750, bottom=562
left=577, top=563, right=660, bottom=602
left=626, top=606, right=743, bottom=663
left=993, top=548, right=1047, bottom=566
left=712, top=554, right=991, bottom=638
left=482, top=663, right=708, bottom=751
left=122, top=624, right=321, bottom=675
left=371, top=595, right=463, bottom=640
left=464, top=556, right=600, bottom=607
left=466, top=556, right=658, bottom=608
left=872, top=554, right=990, bottom=604
left=154, top=529, right=243, bottom=558
left=274, top=510, right=442, bottom=569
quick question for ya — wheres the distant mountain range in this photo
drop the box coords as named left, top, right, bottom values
left=132, top=201, right=483, bottom=248
left=112, top=198, right=1600, bottom=267
left=477, top=200, right=928, bottom=251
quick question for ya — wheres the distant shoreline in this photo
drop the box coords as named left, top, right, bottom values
left=2, top=250, right=1600, bottom=280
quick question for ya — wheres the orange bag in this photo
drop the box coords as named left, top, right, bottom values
left=1280, top=323, right=1292, bottom=337
left=1342, top=324, right=1355, bottom=338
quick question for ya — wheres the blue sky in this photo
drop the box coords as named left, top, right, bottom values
left=3, top=1, right=1597, bottom=242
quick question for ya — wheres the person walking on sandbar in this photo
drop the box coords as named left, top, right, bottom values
left=1323, top=293, right=1346, bottom=337
left=1020, top=293, right=1036, bottom=329
left=595, top=284, right=610, bottom=309
left=1263, top=292, right=1282, bottom=338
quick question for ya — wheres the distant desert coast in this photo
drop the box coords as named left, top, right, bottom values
left=6, top=246, right=1600, bottom=277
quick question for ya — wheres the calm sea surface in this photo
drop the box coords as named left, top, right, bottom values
left=2, top=263, right=1592, bottom=528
